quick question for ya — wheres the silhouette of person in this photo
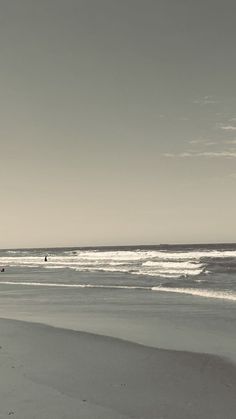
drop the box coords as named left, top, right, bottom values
left=44, top=256, right=48, bottom=262
left=1, top=268, right=5, bottom=272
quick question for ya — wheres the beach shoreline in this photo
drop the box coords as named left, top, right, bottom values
left=0, top=280, right=236, bottom=364
left=0, top=317, right=236, bottom=419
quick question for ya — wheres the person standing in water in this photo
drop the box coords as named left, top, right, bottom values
left=44, top=256, right=48, bottom=262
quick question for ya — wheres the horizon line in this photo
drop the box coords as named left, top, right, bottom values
left=1, top=242, right=236, bottom=251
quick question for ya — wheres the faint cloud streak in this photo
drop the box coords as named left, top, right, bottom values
left=220, top=125, right=236, bottom=131
left=163, top=151, right=236, bottom=159
left=193, top=96, right=219, bottom=106
left=189, top=138, right=217, bottom=146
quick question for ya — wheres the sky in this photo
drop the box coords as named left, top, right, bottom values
left=1, top=0, right=236, bottom=248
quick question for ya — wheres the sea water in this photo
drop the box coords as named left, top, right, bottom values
left=1, top=243, right=236, bottom=301
left=0, top=244, right=236, bottom=362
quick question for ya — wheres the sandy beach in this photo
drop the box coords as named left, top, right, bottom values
left=1, top=317, right=236, bottom=419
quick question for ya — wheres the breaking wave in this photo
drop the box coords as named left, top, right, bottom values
left=0, top=281, right=236, bottom=302
left=2, top=247, right=236, bottom=279
left=1, top=245, right=236, bottom=302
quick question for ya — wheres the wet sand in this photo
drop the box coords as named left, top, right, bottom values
left=0, top=318, right=236, bottom=419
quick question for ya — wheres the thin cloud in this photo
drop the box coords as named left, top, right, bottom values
left=193, top=96, right=219, bottom=106
left=199, top=151, right=236, bottom=158
left=164, top=151, right=236, bottom=159
left=158, top=115, right=189, bottom=121
left=189, top=139, right=204, bottom=144
left=163, top=153, right=176, bottom=157
left=189, top=139, right=216, bottom=146
left=220, top=125, right=236, bottom=131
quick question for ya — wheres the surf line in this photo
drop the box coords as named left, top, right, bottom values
left=0, top=281, right=150, bottom=290
left=0, top=281, right=235, bottom=302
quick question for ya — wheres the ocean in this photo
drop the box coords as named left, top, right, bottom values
left=1, top=243, right=236, bottom=301
left=0, top=243, right=236, bottom=363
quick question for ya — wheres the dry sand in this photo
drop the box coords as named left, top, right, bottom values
left=0, top=318, right=236, bottom=419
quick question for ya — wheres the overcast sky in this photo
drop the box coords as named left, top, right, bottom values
left=1, top=0, right=236, bottom=248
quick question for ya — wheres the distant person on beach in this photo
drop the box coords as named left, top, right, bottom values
left=1, top=268, right=5, bottom=272
left=44, top=256, right=48, bottom=262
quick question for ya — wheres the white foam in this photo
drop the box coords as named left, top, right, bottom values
left=152, top=286, right=236, bottom=301
left=142, top=261, right=202, bottom=269
left=147, top=269, right=203, bottom=276
left=2, top=248, right=236, bottom=278
left=70, top=249, right=236, bottom=261
left=0, top=281, right=149, bottom=290
left=1, top=281, right=236, bottom=302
